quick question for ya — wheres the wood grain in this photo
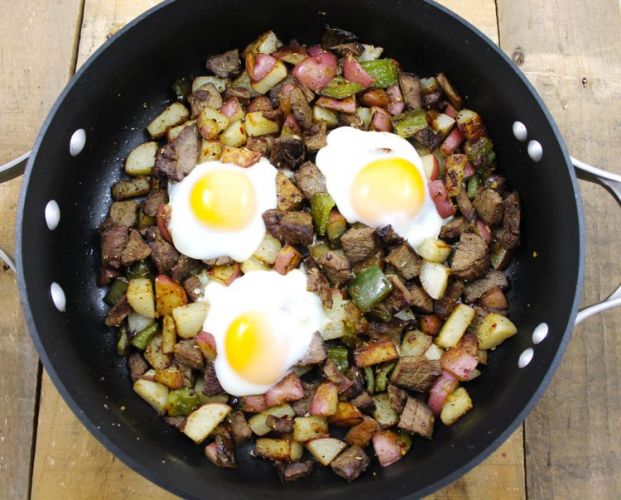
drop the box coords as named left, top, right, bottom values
left=497, top=0, right=621, bottom=498
left=0, top=1, right=83, bottom=497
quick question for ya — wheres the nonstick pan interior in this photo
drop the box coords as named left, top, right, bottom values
left=17, top=0, right=583, bottom=498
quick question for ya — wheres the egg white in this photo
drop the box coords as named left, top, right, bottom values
left=202, top=269, right=328, bottom=396
left=168, top=159, right=277, bottom=262
left=315, top=126, right=443, bottom=248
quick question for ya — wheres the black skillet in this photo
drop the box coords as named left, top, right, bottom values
left=1, top=0, right=620, bottom=498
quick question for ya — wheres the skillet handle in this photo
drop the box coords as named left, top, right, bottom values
left=572, top=157, right=621, bottom=324
left=0, top=152, right=29, bottom=273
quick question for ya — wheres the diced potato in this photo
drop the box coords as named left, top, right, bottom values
left=147, top=102, right=190, bottom=139
left=372, top=393, right=399, bottom=428
left=167, top=119, right=196, bottom=142
left=220, top=119, right=247, bottom=147
left=436, top=304, right=475, bottom=348
left=244, top=30, right=283, bottom=56
left=320, top=292, right=353, bottom=341
left=144, top=334, right=172, bottom=370
left=220, top=146, right=261, bottom=167
left=195, top=331, right=217, bottom=362
left=155, top=275, right=188, bottom=316
left=310, top=382, right=339, bottom=416
left=199, top=139, right=223, bottom=162
left=154, top=366, right=184, bottom=389
left=182, top=403, right=232, bottom=443
left=127, top=278, right=155, bottom=319
left=328, top=402, right=364, bottom=427
left=255, top=438, right=303, bottom=461
left=440, top=387, right=473, bottom=425
left=232, top=71, right=260, bottom=97
left=345, top=416, right=379, bottom=448
left=241, top=258, right=270, bottom=274
left=248, top=404, right=296, bottom=436
left=194, top=379, right=228, bottom=405
left=125, top=141, right=158, bottom=176
left=421, top=154, right=440, bottom=180
left=172, top=302, right=209, bottom=339
left=432, top=113, right=456, bottom=137
left=252, top=233, right=282, bottom=265
left=251, top=61, right=288, bottom=94
left=197, top=107, right=229, bottom=139
left=400, top=330, right=433, bottom=357
left=354, top=339, right=399, bottom=367
left=305, top=437, right=347, bottom=466
left=245, top=111, right=280, bottom=137
left=356, top=107, right=372, bottom=129
left=133, top=378, right=169, bottom=414
left=161, top=314, right=177, bottom=354
left=416, top=238, right=452, bottom=263
left=207, top=263, right=241, bottom=285
left=313, top=106, right=339, bottom=128
left=293, top=416, right=329, bottom=442
left=419, top=260, right=450, bottom=300
left=273, top=245, right=302, bottom=275
left=476, top=313, right=518, bottom=350
left=192, top=75, right=230, bottom=93
left=424, top=343, right=444, bottom=361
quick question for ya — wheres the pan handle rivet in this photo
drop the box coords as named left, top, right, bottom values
left=518, top=348, right=534, bottom=368
left=50, top=282, right=66, bottom=312
left=69, top=129, right=86, bottom=157
left=45, top=200, right=60, bottom=230
left=512, top=121, right=527, bottom=141
left=532, top=323, right=549, bottom=344
left=527, top=140, right=543, bottom=162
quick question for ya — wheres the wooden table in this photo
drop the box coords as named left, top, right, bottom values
left=1, top=1, right=619, bottom=498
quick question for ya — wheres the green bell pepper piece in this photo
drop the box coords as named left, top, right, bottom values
left=359, top=59, right=398, bottom=88
left=126, top=260, right=152, bottom=280
left=104, top=277, right=128, bottom=306
left=364, top=367, right=375, bottom=395
left=397, top=431, right=413, bottom=454
left=466, top=174, right=481, bottom=199
left=171, top=76, right=192, bottom=102
left=465, top=137, right=496, bottom=169
left=374, top=362, right=396, bottom=393
left=392, top=110, right=428, bottom=139
left=326, top=345, right=350, bottom=373
left=319, top=76, right=363, bottom=99
left=116, top=325, right=129, bottom=357
left=311, top=193, right=336, bottom=236
left=347, top=266, right=393, bottom=312
left=130, top=322, right=159, bottom=350
left=167, top=388, right=200, bottom=417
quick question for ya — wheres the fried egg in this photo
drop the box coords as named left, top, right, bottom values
left=315, top=127, right=443, bottom=247
left=202, top=269, right=327, bottom=396
left=168, top=159, right=277, bottom=262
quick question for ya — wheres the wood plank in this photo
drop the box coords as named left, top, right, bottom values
left=497, top=0, right=621, bottom=498
left=0, top=1, right=83, bottom=498
left=31, top=1, right=522, bottom=499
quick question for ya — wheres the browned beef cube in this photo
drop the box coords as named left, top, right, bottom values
left=316, top=251, right=352, bottom=287
left=171, top=255, right=199, bottom=283
left=101, top=223, right=128, bottom=269
left=450, top=233, right=489, bottom=280
left=227, top=410, right=252, bottom=445
left=206, top=49, right=241, bottom=78
left=143, top=189, right=168, bottom=217
left=387, top=384, right=408, bottom=414
left=398, top=73, right=422, bottom=110
left=205, top=433, right=237, bottom=469
left=173, top=340, right=204, bottom=369
left=305, top=258, right=333, bottom=308
left=385, top=243, right=420, bottom=280
left=292, top=382, right=316, bottom=416
left=109, top=200, right=138, bottom=228
left=408, top=283, right=433, bottom=313
left=105, top=298, right=131, bottom=327
left=350, top=391, right=376, bottom=413
left=304, top=122, right=327, bottom=152
left=398, top=397, right=435, bottom=439
left=270, top=136, right=306, bottom=170
left=265, top=415, right=294, bottom=434
left=383, top=275, right=413, bottom=314
left=276, top=461, right=314, bottom=482
left=294, top=161, right=327, bottom=200
left=330, top=446, right=370, bottom=482
left=203, top=361, right=223, bottom=395
left=456, top=190, right=476, bottom=222
left=473, top=188, right=504, bottom=226
left=183, top=275, right=203, bottom=302
left=144, top=226, right=179, bottom=274
left=340, top=227, right=378, bottom=264
left=433, top=279, right=465, bottom=319
left=289, top=84, right=313, bottom=130
left=463, top=270, right=508, bottom=303
left=377, top=225, right=404, bottom=245
left=501, top=192, right=521, bottom=250
left=128, top=352, right=148, bottom=383
left=297, top=332, right=327, bottom=366
left=390, top=356, right=441, bottom=392
left=164, top=416, right=187, bottom=430
left=121, top=229, right=151, bottom=266
left=439, top=216, right=467, bottom=242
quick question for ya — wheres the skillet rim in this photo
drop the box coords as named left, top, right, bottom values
left=14, top=0, right=585, bottom=497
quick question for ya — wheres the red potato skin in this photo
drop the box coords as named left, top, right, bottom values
left=361, top=89, right=390, bottom=107
left=427, top=371, right=459, bottom=415
left=440, top=127, right=463, bottom=156
left=246, top=53, right=277, bottom=82
left=463, top=162, right=475, bottom=179
left=343, top=53, right=374, bottom=88
left=372, top=430, right=405, bottom=467
left=220, top=97, right=243, bottom=118
left=386, top=84, right=405, bottom=115
left=429, top=180, right=456, bottom=218
left=310, top=381, right=339, bottom=416
left=195, top=331, right=217, bottom=362
left=283, top=113, right=302, bottom=135
left=265, top=372, right=305, bottom=407
left=440, top=348, right=478, bottom=381
left=315, top=96, right=357, bottom=114
left=444, top=103, right=459, bottom=118
left=157, top=204, right=173, bottom=243
left=240, top=394, right=268, bottom=413
left=292, top=52, right=337, bottom=92
left=370, top=107, right=392, bottom=132
left=420, top=315, right=442, bottom=336
left=273, top=245, right=302, bottom=275
left=272, top=44, right=309, bottom=61
left=155, top=274, right=188, bottom=315
left=476, top=219, right=492, bottom=244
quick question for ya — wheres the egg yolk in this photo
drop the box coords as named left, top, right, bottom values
left=189, top=170, right=256, bottom=230
left=225, top=311, right=287, bottom=385
left=351, top=157, right=425, bottom=225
